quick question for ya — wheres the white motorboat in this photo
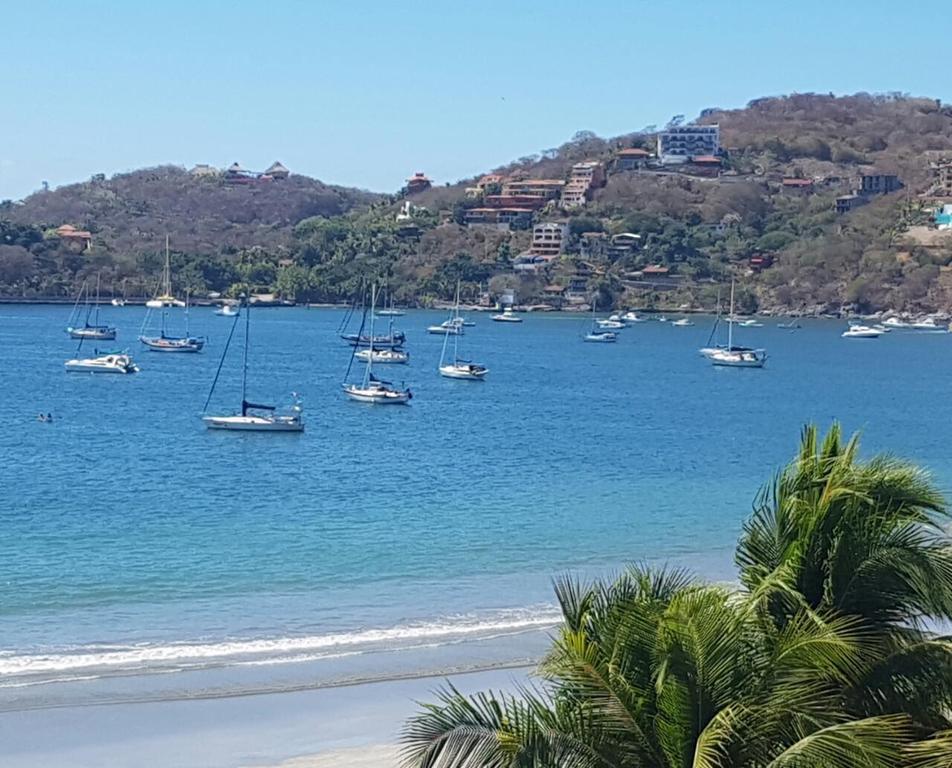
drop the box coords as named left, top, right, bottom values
left=872, top=324, right=891, bottom=333
left=202, top=297, right=304, bottom=432
left=376, top=308, right=405, bottom=317
left=65, top=353, right=138, bottom=374
left=491, top=308, right=522, bottom=323
left=883, top=317, right=910, bottom=329
left=842, top=324, right=882, bottom=338
left=110, top=298, right=125, bottom=307
left=584, top=331, right=618, bottom=343
left=344, top=285, right=413, bottom=404
left=620, top=311, right=646, bottom=324
left=355, top=348, right=409, bottom=364
left=439, top=281, right=488, bottom=380
left=657, top=315, right=668, bottom=323
left=66, top=275, right=117, bottom=340
left=215, top=304, right=239, bottom=317
left=147, top=236, right=185, bottom=308
left=910, top=318, right=943, bottom=331
left=595, top=318, right=625, bottom=330
left=672, top=318, right=694, bottom=327
left=738, top=319, right=763, bottom=328
left=427, top=317, right=464, bottom=335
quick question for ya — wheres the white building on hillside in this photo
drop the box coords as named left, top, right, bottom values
left=658, top=124, right=719, bottom=164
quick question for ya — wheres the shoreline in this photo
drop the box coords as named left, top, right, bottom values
left=0, top=665, right=531, bottom=768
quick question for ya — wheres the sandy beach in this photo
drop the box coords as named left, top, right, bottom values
left=0, top=667, right=529, bottom=768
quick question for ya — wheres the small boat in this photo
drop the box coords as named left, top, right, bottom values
left=491, top=308, right=522, bottom=323
left=110, top=298, right=125, bottom=307
left=842, top=324, right=882, bottom=339
left=65, top=352, right=138, bottom=374
left=657, top=315, right=668, bottom=323
left=427, top=317, right=464, bottom=335
left=215, top=304, right=239, bottom=317
left=910, top=318, right=943, bottom=331
left=883, top=317, right=910, bottom=329
left=140, top=292, right=205, bottom=352
left=355, top=348, right=409, bottom=364
left=620, top=311, right=646, bottom=324
left=376, top=286, right=405, bottom=317
left=146, top=236, right=186, bottom=308
left=738, top=319, right=763, bottom=328
left=584, top=331, right=618, bottom=343
left=872, top=324, right=892, bottom=333
left=595, top=318, right=625, bottom=330
left=439, top=281, right=488, bottom=379
left=66, top=275, right=117, bottom=340
left=707, top=280, right=766, bottom=367
left=343, top=285, right=412, bottom=404
left=202, top=296, right=304, bottom=432
left=111, top=278, right=128, bottom=306
left=672, top=318, right=694, bottom=327
left=776, top=320, right=801, bottom=329
left=341, top=330, right=406, bottom=348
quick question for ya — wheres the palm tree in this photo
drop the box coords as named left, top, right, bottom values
left=402, top=565, right=914, bottom=768
left=736, top=424, right=952, bottom=731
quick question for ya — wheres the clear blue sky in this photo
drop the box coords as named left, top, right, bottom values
left=2, top=0, right=948, bottom=201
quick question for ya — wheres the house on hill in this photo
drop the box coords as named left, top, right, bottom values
left=561, top=162, right=605, bottom=209
left=224, top=162, right=258, bottom=184
left=406, top=172, right=432, bottom=194
left=614, top=147, right=652, bottom=171
left=189, top=164, right=221, bottom=178
left=781, top=177, right=814, bottom=195
left=658, top=124, right=720, bottom=164
left=264, top=161, right=290, bottom=180
left=860, top=173, right=903, bottom=196
left=54, top=224, right=92, bottom=252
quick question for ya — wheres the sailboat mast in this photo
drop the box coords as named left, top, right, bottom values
left=728, top=280, right=735, bottom=350
left=452, top=280, right=461, bottom=363
left=365, top=283, right=376, bottom=386
left=94, top=273, right=102, bottom=326
left=242, top=295, right=250, bottom=408
left=185, top=290, right=190, bottom=337
left=164, top=235, right=172, bottom=296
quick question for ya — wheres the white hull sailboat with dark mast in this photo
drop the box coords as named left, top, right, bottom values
left=139, top=290, right=205, bottom=352
left=706, top=280, right=767, bottom=368
left=343, top=284, right=413, bottom=404
left=439, top=281, right=488, bottom=379
left=202, top=296, right=304, bottom=431
left=66, top=274, right=117, bottom=340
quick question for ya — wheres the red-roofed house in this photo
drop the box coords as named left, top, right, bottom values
left=615, top=147, right=652, bottom=171
left=55, top=224, right=92, bottom=252
left=406, top=172, right=432, bottom=194
left=781, top=177, right=814, bottom=195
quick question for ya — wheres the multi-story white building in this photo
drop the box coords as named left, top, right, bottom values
left=561, top=162, right=605, bottom=208
left=528, top=222, right=568, bottom=257
left=657, top=124, right=720, bottom=164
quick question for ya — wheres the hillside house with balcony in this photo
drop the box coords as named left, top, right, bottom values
left=406, top=172, right=432, bottom=194
left=529, top=222, right=568, bottom=257
left=561, top=162, right=605, bottom=208
left=54, top=224, right=92, bottom=252
left=860, top=173, right=903, bottom=196
left=658, top=124, right=719, bottom=164
left=464, top=207, right=533, bottom=230
left=614, top=147, right=652, bottom=171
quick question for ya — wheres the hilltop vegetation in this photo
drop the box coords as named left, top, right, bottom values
left=3, top=93, right=952, bottom=311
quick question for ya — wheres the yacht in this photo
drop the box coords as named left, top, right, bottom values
left=584, top=331, right=618, bottom=343
left=883, top=317, right=910, bottom=329
left=202, top=296, right=304, bottom=432
left=355, top=348, right=409, bottom=364
left=620, top=311, right=646, bottom=324
left=910, top=317, right=942, bottom=331
left=427, top=317, right=465, bottom=335
left=672, top=318, right=694, bottom=327
left=66, top=275, right=117, bottom=340
left=842, top=324, right=882, bottom=339
left=139, top=292, right=205, bottom=352
left=491, top=308, right=522, bottom=323
left=595, top=318, right=625, bottom=331
left=706, top=280, right=766, bottom=367
left=65, top=352, right=138, bottom=374
left=216, top=304, right=239, bottom=317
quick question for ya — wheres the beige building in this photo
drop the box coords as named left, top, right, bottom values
left=528, top=222, right=568, bottom=257
left=561, top=162, right=605, bottom=208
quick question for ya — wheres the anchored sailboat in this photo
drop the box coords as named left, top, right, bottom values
left=139, top=291, right=205, bottom=352
left=202, top=296, right=304, bottom=431
left=706, top=280, right=767, bottom=368
left=343, top=284, right=412, bottom=404
left=584, top=296, right=618, bottom=343
left=439, top=281, right=489, bottom=379
left=146, top=236, right=185, bottom=308
left=66, top=274, right=117, bottom=340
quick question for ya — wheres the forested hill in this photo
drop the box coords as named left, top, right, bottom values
left=4, top=93, right=952, bottom=312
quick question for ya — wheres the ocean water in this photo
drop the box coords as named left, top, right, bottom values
left=2, top=306, right=952, bottom=710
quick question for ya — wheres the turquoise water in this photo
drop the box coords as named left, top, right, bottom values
left=2, top=306, right=952, bottom=709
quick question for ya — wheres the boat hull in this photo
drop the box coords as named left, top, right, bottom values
left=439, top=365, right=488, bottom=380
left=584, top=333, right=617, bottom=343
left=354, top=350, right=408, bottom=364
left=427, top=326, right=463, bottom=335
left=203, top=415, right=304, bottom=432
left=65, top=356, right=138, bottom=374
left=139, top=336, right=205, bottom=352
left=343, top=386, right=411, bottom=404
left=67, top=328, right=117, bottom=340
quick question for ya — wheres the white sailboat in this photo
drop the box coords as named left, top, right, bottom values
left=202, top=297, right=304, bottom=431
left=66, top=274, right=117, bottom=340
left=343, top=285, right=413, bottom=404
left=584, top=297, right=618, bottom=343
left=139, top=291, right=205, bottom=352
left=439, top=282, right=489, bottom=379
left=376, top=285, right=405, bottom=316
left=355, top=347, right=409, bottom=364
left=146, top=236, right=185, bottom=308
left=708, top=280, right=767, bottom=367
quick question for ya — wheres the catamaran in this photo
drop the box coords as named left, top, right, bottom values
left=343, top=285, right=412, bottom=403
left=439, top=282, right=489, bottom=379
left=202, top=297, right=304, bottom=431
left=146, top=236, right=185, bottom=308
left=706, top=280, right=766, bottom=367
left=139, top=291, right=205, bottom=352
left=66, top=275, right=117, bottom=340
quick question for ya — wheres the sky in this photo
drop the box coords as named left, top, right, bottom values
left=2, top=0, right=949, bottom=201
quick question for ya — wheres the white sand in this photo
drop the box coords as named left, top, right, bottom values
left=251, top=744, right=399, bottom=768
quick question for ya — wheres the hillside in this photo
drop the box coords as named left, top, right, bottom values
left=4, top=93, right=952, bottom=311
